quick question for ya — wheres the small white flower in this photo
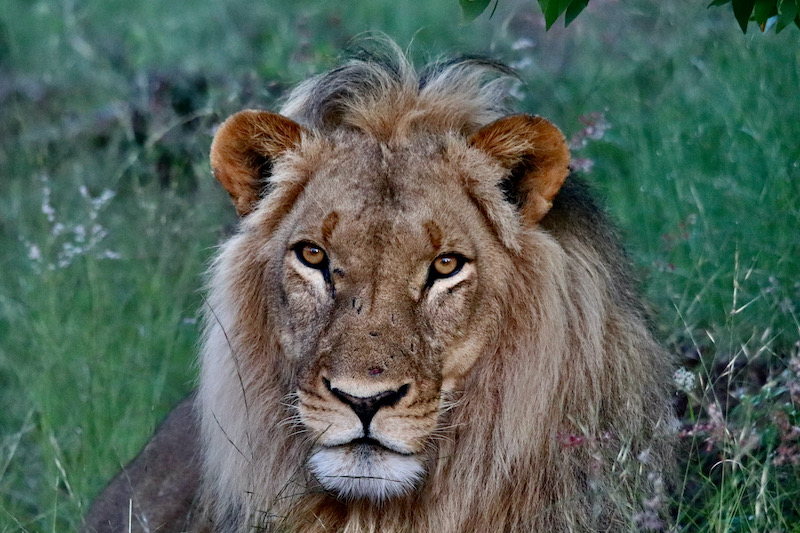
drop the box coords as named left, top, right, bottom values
left=673, top=367, right=696, bottom=392
left=511, top=38, right=535, bottom=51
left=41, top=198, right=55, bottom=223
left=62, top=242, right=83, bottom=258
left=27, top=243, right=42, bottom=262
left=90, top=225, right=108, bottom=242
left=509, top=57, right=533, bottom=70
left=94, top=189, right=115, bottom=208
left=73, top=225, right=86, bottom=243
left=637, top=448, right=651, bottom=464
left=25, top=179, right=120, bottom=270
left=99, top=250, right=122, bottom=260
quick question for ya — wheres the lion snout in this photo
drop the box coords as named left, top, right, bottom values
left=324, top=378, right=410, bottom=432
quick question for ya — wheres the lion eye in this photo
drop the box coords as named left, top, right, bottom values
left=430, top=254, right=465, bottom=280
left=295, top=243, right=328, bottom=269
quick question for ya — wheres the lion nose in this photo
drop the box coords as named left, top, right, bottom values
left=324, top=379, right=410, bottom=432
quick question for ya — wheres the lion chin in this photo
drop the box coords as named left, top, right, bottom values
left=308, top=443, right=425, bottom=501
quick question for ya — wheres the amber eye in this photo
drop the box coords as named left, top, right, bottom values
left=430, top=254, right=465, bottom=280
left=295, top=242, right=328, bottom=269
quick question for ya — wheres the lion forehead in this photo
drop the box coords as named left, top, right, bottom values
left=285, top=136, right=487, bottom=249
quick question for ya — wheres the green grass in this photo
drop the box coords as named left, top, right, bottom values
left=1, top=0, right=798, bottom=530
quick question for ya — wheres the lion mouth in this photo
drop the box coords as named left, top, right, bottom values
left=338, top=436, right=414, bottom=456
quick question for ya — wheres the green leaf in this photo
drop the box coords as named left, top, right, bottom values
left=776, top=0, right=799, bottom=31
left=708, top=0, right=732, bottom=6
left=753, top=0, right=777, bottom=30
left=732, top=0, right=756, bottom=32
left=460, top=0, right=491, bottom=23
left=565, top=0, right=589, bottom=26
left=537, top=0, right=550, bottom=21
left=539, top=0, right=571, bottom=29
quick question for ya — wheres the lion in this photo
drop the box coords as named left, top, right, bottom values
left=84, top=43, right=675, bottom=533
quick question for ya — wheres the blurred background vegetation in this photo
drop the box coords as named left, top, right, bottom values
left=0, top=0, right=798, bottom=530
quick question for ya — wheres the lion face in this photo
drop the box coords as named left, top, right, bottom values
left=270, top=136, right=511, bottom=500
left=207, top=108, right=570, bottom=505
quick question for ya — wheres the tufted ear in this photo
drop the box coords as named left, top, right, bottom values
left=210, top=110, right=304, bottom=216
left=469, top=114, right=570, bottom=224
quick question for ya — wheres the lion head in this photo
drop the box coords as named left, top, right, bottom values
left=197, top=43, right=674, bottom=533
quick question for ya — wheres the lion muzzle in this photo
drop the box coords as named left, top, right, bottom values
left=325, top=379, right=410, bottom=433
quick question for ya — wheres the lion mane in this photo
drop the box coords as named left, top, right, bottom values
left=85, top=42, right=674, bottom=533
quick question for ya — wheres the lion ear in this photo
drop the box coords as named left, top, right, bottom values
left=210, top=110, right=304, bottom=216
left=469, top=114, right=570, bottom=224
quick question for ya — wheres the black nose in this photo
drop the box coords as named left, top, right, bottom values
left=325, top=380, right=410, bottom=432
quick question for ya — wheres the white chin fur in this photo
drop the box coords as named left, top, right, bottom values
left=309, top=445, right=424, bottom=501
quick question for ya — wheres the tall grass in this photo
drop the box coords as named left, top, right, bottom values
left=0, top=0, right=798, bottom=530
